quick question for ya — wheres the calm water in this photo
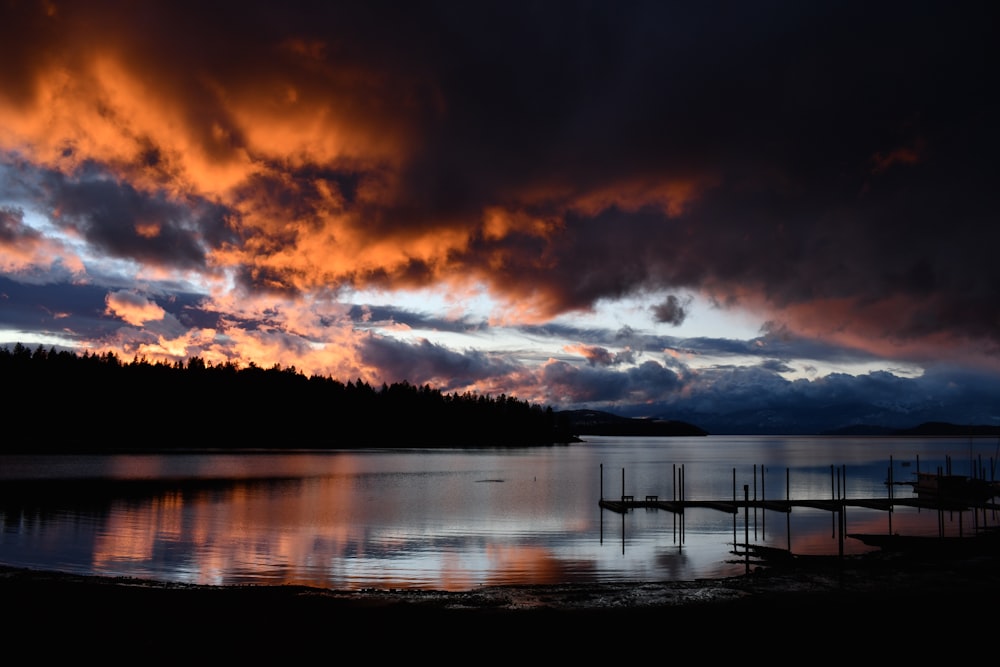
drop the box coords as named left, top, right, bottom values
left=1, top=435, right=997, bottom=591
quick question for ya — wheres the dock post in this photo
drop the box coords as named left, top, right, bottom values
left=887, top=464, right=893, bottom=535
left=621, top=512, right=625, bottom=555
left=680, top=464, right=685, bottom=503
left=753, top=464, right=758, bottom=539
left=889, top=455, right=893, bottom=505
left=680, top=464, right=685, bottom=543
left=843, top=464, right=848, bottom=539
left=838, top=465, right=845, bottom=558
left=743, top=484, right=750, bottom=574
left=761, top=464, right=766, bottom=538
left=785, top=468, right=791, bottom=551
left=599, top=495, right=604, bottom=545
left=600, top=464, right=603, bottom=501
left=830, top=465, right=835, bottom=537
left=733, top=468, right=737, bottom=553
left=673, top=464, right=678, bottom=544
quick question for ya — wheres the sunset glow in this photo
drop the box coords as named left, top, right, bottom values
left=2, top=1, right=998, bottom=432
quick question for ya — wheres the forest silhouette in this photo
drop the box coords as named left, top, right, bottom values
left=2, top=343, right=578, bottom=452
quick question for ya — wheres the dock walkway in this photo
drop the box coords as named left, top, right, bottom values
left=598, top=460, right=1000, bottom=516
left=598, top=496, right=999, bottom=515
left=598, top=461, right=1000, bottom=566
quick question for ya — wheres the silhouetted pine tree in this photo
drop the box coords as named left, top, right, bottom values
left=0, top=344, right=575, bottom=452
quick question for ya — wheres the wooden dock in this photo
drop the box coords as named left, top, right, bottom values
left=597, top=496, right=1000, bottom=515
left=598, top=462, right=1000, bottom=565
left=598, top=460, right=1000, bottom=516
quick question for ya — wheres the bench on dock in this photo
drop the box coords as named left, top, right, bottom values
left=645, top=495, right=658, bottom=502
left=621, top=495, right=634, bottom=502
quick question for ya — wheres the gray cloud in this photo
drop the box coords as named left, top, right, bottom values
left=0, top=205, right=37, bottom=244
left=39, top=166, right=228, bottom=270
left=359, top=334, right=516, bottom=392
left=651, top=295, right=689, bottom=327
left=348, top=304, right=486, bottom=335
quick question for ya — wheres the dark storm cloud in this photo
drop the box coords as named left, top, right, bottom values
left=519, top=318, right=885, bottom=369
left=359, top=334, right=516, bottom=391
left=36, top=165, right=228, bottom=270
left=0, top=276, right=116, bottom=340
left=347, top=304, right=486, bottom=335
left=542, top=358, right=684, bottom=405
left=4, top=154, right=233, bottom=272
left=0, top=276, right=220, bottom=343
left=2, top=1, right=998, bottom=431
left=0, top=205, right=38, bottom=244
left=651, top=295, right=689, bottom=327
left=541, top=361, right=634, bottom=404
left=760, top=359, right=795, bottom=374
left=4, top=1, right=996, bottom=352
left=748, top=326, right=887, bottom=365
left=428, top=2, right=998, bottom=358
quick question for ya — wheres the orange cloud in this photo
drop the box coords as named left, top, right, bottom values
left=0, top=232, right=61, bottom=273
left=871, top=141, right=924, bottom=174
left=481, top=207, right=562, bottom=241
left=1, top=6, right=730, bottom=336
left=100, top=286, right=377, bottom=381
left=0, top=7, right=418, bottom=206
left=570, top=176, right=712, bottom=218
left=564, top=343, right=614, bottom=366
left=105, top=290, right=166, bottom=326
left=134, top=221, right=161, bottom=239
left=0, top=7, right=724, bottom=328
left=0, top=207, right=85, bottom=275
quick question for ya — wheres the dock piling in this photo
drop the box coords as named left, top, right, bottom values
left=743, top=484, right=750, bottom=573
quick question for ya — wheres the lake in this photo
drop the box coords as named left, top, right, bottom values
left=1, top=435, right=997, bottom=591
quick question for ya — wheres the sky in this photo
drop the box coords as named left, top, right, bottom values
left=1, top=1, right=998, bottom=433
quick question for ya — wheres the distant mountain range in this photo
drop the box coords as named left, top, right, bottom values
left=557, top=409, right=1000, bottom=438
left=823, top=422, right=1000, bottom=437
left=557, top=410, right=708, bottom=436
left=629, top=401, right=1000, bottom=436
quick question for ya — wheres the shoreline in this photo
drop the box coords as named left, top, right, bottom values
left=4, top=548, right=998, bottom=653
left=4, top=546, right=998, bottom=605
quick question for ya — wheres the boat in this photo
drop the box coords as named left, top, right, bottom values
left=910, top=471, right=1000, bottom=504
left=848, top=530, right=1000, bottom=555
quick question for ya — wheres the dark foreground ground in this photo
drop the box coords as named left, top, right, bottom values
left=4, top=549, right=998, bottom=661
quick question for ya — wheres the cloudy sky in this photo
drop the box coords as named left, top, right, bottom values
left=1, top=1, right=998, bottom=433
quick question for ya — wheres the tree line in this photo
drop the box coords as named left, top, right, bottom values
left=2, top=343, right=578, bottom=452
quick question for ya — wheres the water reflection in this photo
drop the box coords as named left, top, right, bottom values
left=1, top=436, right=997, bottom=591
